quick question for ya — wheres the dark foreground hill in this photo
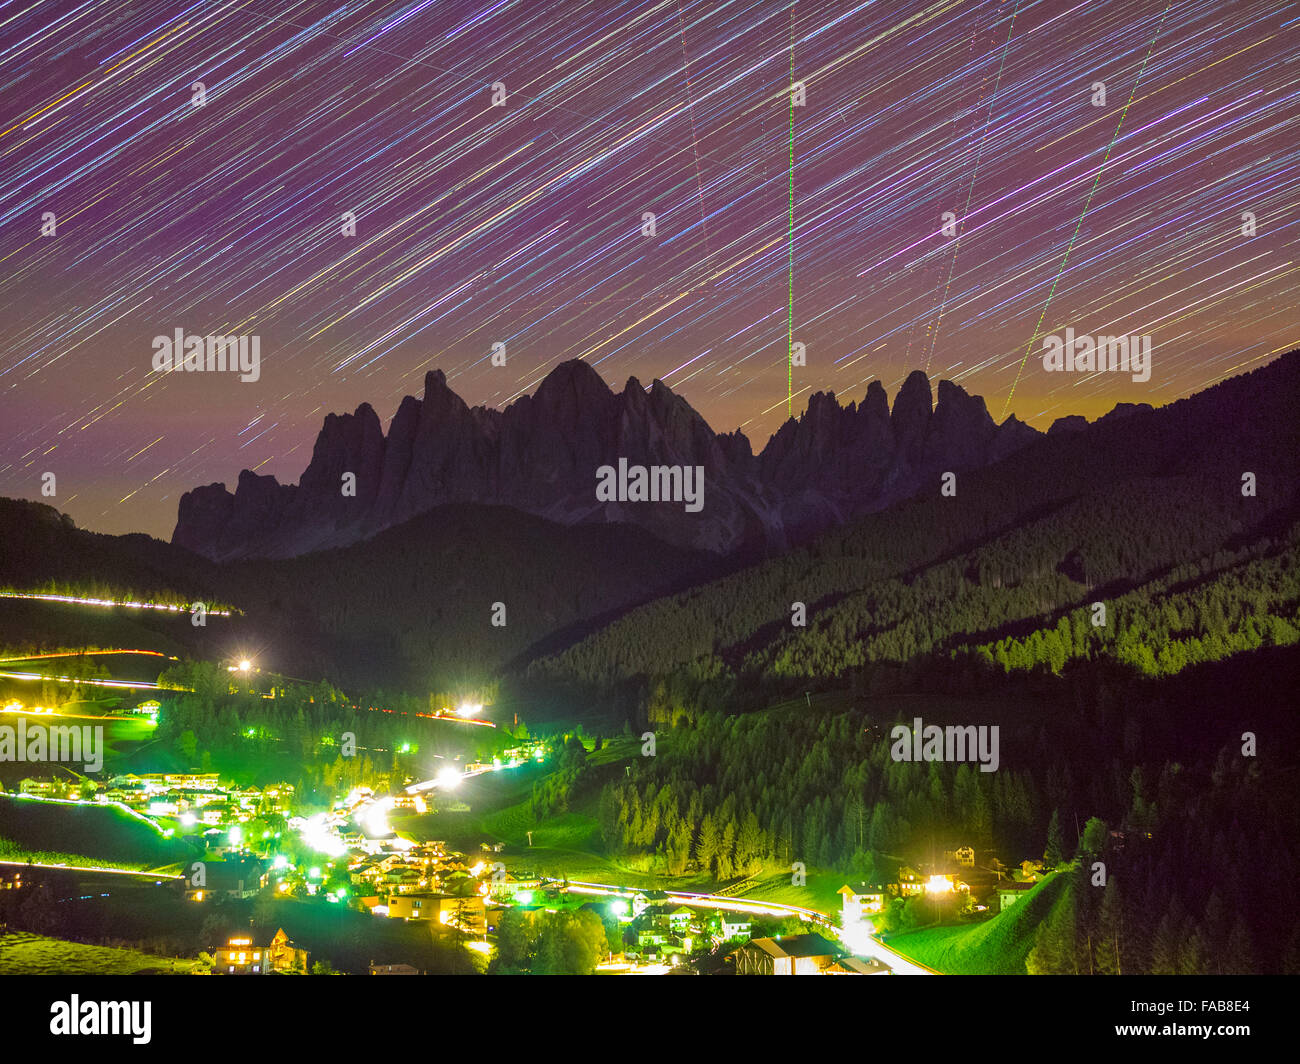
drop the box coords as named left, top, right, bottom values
left=0, top=498, right=713, bottom=692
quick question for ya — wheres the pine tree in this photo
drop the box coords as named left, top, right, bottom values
left=1044, top=809, right=1064, bottom=867
left=1177, top=929, right=1209, bottom=975
left=1149, top=909, right=1182, bottom=975
left=1026, top=890, right=1077, bottom=975
left=1222, top=917, right=1255, bottom=974
left=1095, top=877, right=1124, bottom=975
left=695, top=814, right=720, bottom=873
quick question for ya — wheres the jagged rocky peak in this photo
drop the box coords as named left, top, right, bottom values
left=172, top=361, right=1045, bottom=561
left=890, top=370, right=934, bottom=451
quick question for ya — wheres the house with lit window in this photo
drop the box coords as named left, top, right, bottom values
left=211, top=928, right=307, bottom=974
left=386, top=892, right=486, bottom=934
left=634, top=901, right=693, bottom=934
left=637, top=926, right=671, bottom=951
left=185, top=857, right=267, bottom=901
left=268, top=928, right=309, bottom=973
left=837, top=883, right=890, bottom=921
left=213, top=935, right=268, bottom=975
left=949, top=845, right=976, bottom=867
left=161, top=773, right=221, bottom=791
left=489, top=870, right=542, bottom=900
left=718, top=914, right=752, bottom=941
left=998, top=881, right=1036, bottom=911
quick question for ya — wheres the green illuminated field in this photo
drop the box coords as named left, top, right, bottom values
left=885, top=872, right=1064, bottom=974
left=0, top=795, right=192, bottom=869
left=0, top=931, right=195, bottom=975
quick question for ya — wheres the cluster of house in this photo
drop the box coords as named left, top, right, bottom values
left=836, top=846, right=1048, bottom=925
left=346, top=841, right=510, bottom=934
left=14, top=773, right=295, bottom=830
left=621, top=896, right=753, bottom=963
left=349, top=841, right=461, bottom=895
left=114, top=774, right=294, bottom=822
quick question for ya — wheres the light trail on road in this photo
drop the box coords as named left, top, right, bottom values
left=0, top=649, right=174, bottom=664
left=0, top=591, right=233, bottom=616
left=0, top=669, right=163, bottom=689
left=558, top=878, right=937, bottom=975
left=0, top=858, right=183, bottom=882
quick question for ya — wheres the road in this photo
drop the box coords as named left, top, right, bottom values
left=0, top=858, right=182, bottom=881
left=557, top=877, right=938, bottom=975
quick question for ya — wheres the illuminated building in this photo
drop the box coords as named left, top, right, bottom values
left=997, top=881, right=1036, bottom=911
left=731, top=933, right=841, bottom=976
left=211, top=929, right=308, bottom=975
left=837, top=882, right=889, bottom=921
left=385, top=892, right=487, bottom=935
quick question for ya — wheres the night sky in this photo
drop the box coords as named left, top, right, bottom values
left=1, top=0, right=1295, bottom=538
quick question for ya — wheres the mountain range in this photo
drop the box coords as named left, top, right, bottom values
left=5, top=350, right=1297, bottom=697
left=172, top=361, right=1071, bottom=560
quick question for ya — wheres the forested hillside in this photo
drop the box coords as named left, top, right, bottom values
left=554, top=644, right=1300, bottom=973
left=0, top=497, right=717, bottom=693
left=519, top=354, right=1300, bottom=719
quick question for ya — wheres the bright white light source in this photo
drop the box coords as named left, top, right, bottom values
left=238, top=660, right=251, bottom=672
left=456, top=702, right=482, bottom=717
left=436, top=767, right=461, bottom=788
left=359, top=796, right=394, bottom=836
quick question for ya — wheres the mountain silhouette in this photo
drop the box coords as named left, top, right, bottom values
left=172, top=361, right=1051, bottom=560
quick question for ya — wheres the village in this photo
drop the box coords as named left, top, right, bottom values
left=5, top=760, right=1058, bottom=976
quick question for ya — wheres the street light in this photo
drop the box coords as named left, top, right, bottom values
left=238, top=660, right=251, bottom=672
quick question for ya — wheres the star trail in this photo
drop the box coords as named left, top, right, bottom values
left=0, top=0, right=1296, bottom=537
